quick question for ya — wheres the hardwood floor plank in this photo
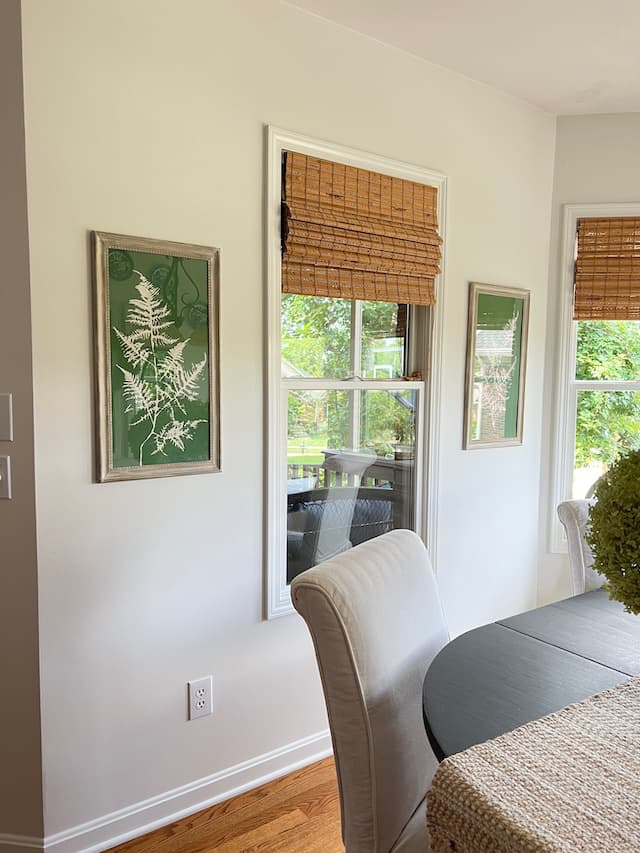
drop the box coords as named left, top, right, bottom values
left=212, top=810, right=308, bottom=853
left=107, top=758, right=343, bottom=853
left=247, top=809, right=342, bottom=853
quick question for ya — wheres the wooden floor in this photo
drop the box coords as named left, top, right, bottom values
left=108, top=757, right=343, bottom=853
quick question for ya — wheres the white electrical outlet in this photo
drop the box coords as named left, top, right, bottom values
left=187, top=676, right=213, bottom=720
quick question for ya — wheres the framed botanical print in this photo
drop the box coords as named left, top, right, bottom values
left=463, top=282, right=530, bottom=449
left=93, top=231, right=220, bottom=482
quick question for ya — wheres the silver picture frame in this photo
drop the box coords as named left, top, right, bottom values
left=92, top=231, right=221, bottom=482
left=463, top=282, right=530, bottom=449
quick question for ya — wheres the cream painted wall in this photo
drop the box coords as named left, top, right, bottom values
left=0, top=0, right=43, bottom=844
left=539, top=113, right=640, bottom=604
left=19, top=0, right=555, bottom=841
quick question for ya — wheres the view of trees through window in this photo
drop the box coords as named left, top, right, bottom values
left=282, top=293, right=421, bottom=583
left=282, top=294, right=412, bottom=462
left=573, top=320, right=640, bottom=496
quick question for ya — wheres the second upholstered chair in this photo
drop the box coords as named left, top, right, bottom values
left=291, top=529, right=449, bottom=853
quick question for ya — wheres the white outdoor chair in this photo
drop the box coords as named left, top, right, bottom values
left=557, top=499, right=605, bottom=595
left=291, top=529, right=449, bottom=852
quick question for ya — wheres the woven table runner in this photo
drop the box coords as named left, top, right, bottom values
left=426, top=676, right=640, bottom=852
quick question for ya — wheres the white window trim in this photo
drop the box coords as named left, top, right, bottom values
left=550, top=202, right=640, bottom=553
left=265, top=126, right=448, bottom=618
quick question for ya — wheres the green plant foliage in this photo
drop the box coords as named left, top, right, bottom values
left=575, top=322, right=640, bottom=467
left=587, top=449, right=640, bottom=614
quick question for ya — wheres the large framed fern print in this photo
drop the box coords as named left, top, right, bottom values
left=93, top=232, right=220, bottom=482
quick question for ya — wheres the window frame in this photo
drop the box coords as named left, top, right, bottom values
left=266, top=126, right=447, bottom=618
left=550, top=202, right=640, bottom=553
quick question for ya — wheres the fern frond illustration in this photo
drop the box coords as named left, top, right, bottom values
left=113, top=329, right=150, bottom=369
left=113, top=272, right=208, bottom=465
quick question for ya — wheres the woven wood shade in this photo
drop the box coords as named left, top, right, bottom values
left=281, top=151, right=442, bottom=305
left=575, top=217, right=640, bottom=320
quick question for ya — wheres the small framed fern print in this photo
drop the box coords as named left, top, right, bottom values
left=92, top=231, right=220, bottom=482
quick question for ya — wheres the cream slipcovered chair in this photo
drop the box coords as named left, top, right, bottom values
left=291, top=529, right=448, bottom=853
left=557, top=499, right=605, bottom=595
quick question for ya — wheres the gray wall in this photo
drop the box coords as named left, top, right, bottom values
left=0, top=0, right=43, bottom=843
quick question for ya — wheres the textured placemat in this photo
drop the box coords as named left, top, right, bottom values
left=427, top=676, right=640, bottom=852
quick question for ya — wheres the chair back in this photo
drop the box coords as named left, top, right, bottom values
left=557, top=499, right=605, bottom=595
left=291, top=529, right=448, bottom=852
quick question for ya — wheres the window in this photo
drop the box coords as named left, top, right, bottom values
left=552, top=206, right=640, bottom=551
left=283, top=295, right=423, bottom=584
left=572, top=320, right=640, bottom=497
left=267, top=129, right=447, bottom=616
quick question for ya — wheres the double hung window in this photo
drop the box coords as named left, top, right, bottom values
left=267, top=131, right=446, bottom=616
left=553, top=207, right=640, bottom=550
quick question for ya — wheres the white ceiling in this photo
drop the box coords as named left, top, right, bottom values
left=288, top=0, right=640, bottom=114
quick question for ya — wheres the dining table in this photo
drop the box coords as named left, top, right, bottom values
left=423, top=587, right=640, bottom=761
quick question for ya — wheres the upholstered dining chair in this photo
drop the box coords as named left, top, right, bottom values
left=291, top=529, right=449, bottom=853
left=557, top=499, right=605, bottom=595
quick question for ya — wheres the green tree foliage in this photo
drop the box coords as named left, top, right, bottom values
left=281, top=295, right=412, bottom=455
left=587, top=449, right=640, bottom=613
left=575, top=321, right=640, bottom=467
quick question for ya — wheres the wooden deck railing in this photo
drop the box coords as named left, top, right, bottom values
left=287, top=462, right=390, bottom=488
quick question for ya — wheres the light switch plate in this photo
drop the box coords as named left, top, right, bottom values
left=0, top=394, right=12, bottom=442
left=0, top=456, right=11, bottom=499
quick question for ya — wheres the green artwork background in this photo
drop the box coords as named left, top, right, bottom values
left=474, top=293, right=524, bottom=441
left=108, top=248, right=210, bottom=468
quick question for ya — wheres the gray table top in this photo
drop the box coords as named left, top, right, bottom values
left=423, top=589, right=640, bottom=760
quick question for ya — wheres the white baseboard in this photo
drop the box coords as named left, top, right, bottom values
left=41, top=730, right=331, bottom=853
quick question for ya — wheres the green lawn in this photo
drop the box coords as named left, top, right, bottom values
left=287, top=453, right=324, bottom=465
left=287, top=430, right=327, bottom=466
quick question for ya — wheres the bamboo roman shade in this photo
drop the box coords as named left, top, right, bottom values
left=281, top=151, right=442, bottom=305
left=574, top=217, right=640, bottom=320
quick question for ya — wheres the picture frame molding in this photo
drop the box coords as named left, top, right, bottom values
left=92, top=230, right=221, bottom=482
left=463, top=281, right=530, bottom=450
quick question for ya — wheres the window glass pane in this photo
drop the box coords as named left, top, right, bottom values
left=281, top=294, right=352, bottom=378
left=573, top=389, right=640, bottom=497
left=360, top=302, right=407, bottom=378
left=576, top=320, right=640, bottom=381
left=286, top=388, right=417, bottom=583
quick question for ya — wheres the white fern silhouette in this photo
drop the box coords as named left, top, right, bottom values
left=114, top=272, right=207, bottom=465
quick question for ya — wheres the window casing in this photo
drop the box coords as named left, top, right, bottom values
left=551, top=204, right=640, bottom=553
left=267, top=128, right=447, bottom=617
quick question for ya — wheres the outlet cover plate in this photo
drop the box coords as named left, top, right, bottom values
left=188, top=676, right=213, bottom=720
left=0, top=456, right=11, bottom=499
left=0, top=394, right=13, bottom=442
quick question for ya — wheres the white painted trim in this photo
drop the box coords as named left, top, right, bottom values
left=0, top=835, right=44, bottom=851
left=425, top=174, right=447, bottom=570
left=573, top=380, right=640, bottom=391
left=549, top=202, right=640, bottom=553
left=38, top=730, right=331, bottom=853
left=283, top=379, right=423, bottom=391
left=265, top=125, right=448, bottom=616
